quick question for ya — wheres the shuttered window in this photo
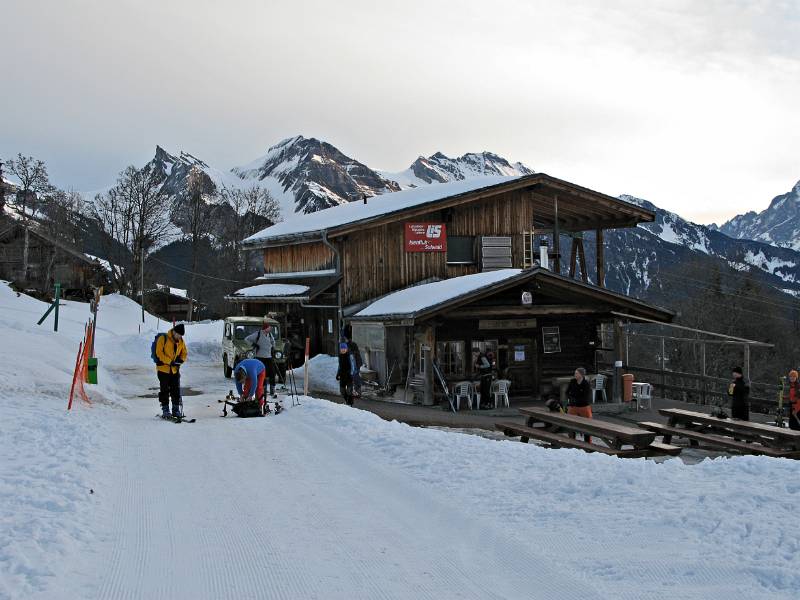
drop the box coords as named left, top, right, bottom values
left=447, top=236, right=475, bottom=264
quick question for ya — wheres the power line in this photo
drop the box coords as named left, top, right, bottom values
left=147, top=255, right=254, bottom=284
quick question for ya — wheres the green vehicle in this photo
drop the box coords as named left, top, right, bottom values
left=221, top=316, right=286, bottom=378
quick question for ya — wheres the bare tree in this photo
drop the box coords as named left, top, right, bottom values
left=179, top=166, right=217, bottom=319
left=91, top=165, right=172, bottom=298
left=5, top=154, right=53, bottom=281
left=218, top=183, right=281, bottom=269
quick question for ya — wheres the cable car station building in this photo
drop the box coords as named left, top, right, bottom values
left=230, top=174, right=673, bottom=403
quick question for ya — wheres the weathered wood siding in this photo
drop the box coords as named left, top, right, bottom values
left=262, top=242, right=335, bottom=274
left=339, top=190, right=535, bottom=305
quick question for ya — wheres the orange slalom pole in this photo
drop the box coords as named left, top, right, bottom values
left=68, top=341, right=84, bottom=410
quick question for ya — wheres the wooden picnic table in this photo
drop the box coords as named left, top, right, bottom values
left=495, top=407, right=680, bottom=458
left=638, top=408, right=800, bottom=459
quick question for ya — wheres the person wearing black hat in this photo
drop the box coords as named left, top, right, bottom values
left=155, top=323, right=188, bottom=418
left=728, top=366, right=750, bottom=421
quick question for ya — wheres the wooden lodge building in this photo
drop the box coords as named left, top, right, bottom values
left=0, top=220, right=108, bottom=299
left=227, top=174, right=674, bottom=402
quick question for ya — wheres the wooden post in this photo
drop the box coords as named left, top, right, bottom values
left=744, top=344, right=750, bottom=380
left=303, top=337, right=310, bottom=394
left=568, top=237, right=578, bottom=278
left=553, top=195, right=561, bottom=275
left=613, top=319, right=623, bottom=402
left=595, top=229, right=604, bottom=287
left=577, top=238, right=588, bottom=283
left=701, top=343, right=707, bottom=405
left=661, top=336, right=666, bottom=400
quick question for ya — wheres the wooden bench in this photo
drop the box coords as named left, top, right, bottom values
left=640, top=420, right=800, bottom=459
left=495, top=422, right=680, bottom=458
left=496, top=408, right=681, bottom=459
left=659, top=408, right=800, bottom=453
left=520, top=407, right=656, bottom=449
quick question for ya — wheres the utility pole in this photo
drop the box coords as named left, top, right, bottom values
left=140, top=243, right=145, bottom=324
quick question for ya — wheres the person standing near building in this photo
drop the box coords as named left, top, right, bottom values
left=336, top=342, right=355, bottom=406
left=155, top=324, right=187, bottom=418
left=246, top=319, right=277, bottom=399
left=345, top=335, right=363, bottom=397
left=566, top=367, right=593, bottom=442
left=787, top=369, right=800, bottom=430
left=728, top=366, right=750, bottom=421
left=473, top=349, right=492, bottom=409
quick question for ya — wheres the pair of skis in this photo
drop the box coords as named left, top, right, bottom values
left=156, top=414, right=196, bottom=423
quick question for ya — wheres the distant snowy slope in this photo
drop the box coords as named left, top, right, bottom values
left=717, top=180, right=800, bottom=250
left=382, top=151, right=534, bottom=188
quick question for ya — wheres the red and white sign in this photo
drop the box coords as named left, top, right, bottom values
left=404, top=223, right=447, bottom=252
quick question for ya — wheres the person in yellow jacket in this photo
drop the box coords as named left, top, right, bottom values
left=155, top=324, right=188, bottom=418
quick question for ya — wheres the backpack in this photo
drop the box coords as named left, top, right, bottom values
left=150, top=333, right=167, bottom=365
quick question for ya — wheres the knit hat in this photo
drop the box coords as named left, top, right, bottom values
left=732, top=366, right=743, bottom=375
left=173, top=323, right=185, bottom=336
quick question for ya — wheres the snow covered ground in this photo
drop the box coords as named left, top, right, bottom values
left=1, top=283, right=799, bottom=599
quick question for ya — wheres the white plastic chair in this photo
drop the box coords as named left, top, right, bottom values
left=453, top=381, right=475, bottom=411
left=633, top=382, right=653, bottom=411
left=591, top=374, right=608, bottom=403
left=491, top=379, right=511, bottom=408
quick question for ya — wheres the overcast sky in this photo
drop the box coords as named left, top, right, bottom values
left=2, top=0, right=799, bottom=224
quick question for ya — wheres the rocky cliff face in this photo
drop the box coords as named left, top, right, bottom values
left=716, top=180, right=800, bottom=251
left=232, top=136, right=401, bottom=215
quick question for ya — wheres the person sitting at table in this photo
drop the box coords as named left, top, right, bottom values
left=728, top=366, right=750, bottom=421
left=787, top=370, right=800, bottom=430
left=566, top=367, right=593, bottom=443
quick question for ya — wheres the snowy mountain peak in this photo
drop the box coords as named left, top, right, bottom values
left=718, top=180, right=800, bottom=251
left=232, top=135, right=401, bottom=214
left=383, top=150, right=534, bottom=188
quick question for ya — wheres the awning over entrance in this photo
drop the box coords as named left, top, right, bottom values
left=349, top=268, right=673, bottom=324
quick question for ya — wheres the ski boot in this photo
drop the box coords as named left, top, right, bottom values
left=161, top=405, right=171, bottom=419
left=172, top=404, right=182, bottom=420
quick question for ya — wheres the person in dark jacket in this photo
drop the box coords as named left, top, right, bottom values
left=566, top=367, right=593, bottom=442
left=728, top=366, right=750, bottom=421
left=345, top=336, right=363, bottom=397
left=336, top=342, right=355, bottom=406
left=473, top=350, right=492, bottom=409
left=787, top=370, right=800, bottom=430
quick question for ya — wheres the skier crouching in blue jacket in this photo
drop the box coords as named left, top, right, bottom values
left=234, top=358, right=266, bottom=413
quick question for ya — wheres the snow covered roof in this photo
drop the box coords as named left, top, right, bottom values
left=256, top=269, right=337, bottom=281
left=355, top=270, right=522, bottom=319
left=351, top=268, right=674, bottom=323
left=242, top=173, right=655, bottom=247
left=243, top=175, right=522, bottom=245
left=227, top=283, right=311, bottom=301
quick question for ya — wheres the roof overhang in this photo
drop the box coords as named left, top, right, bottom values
left=349, top=268, right=674, bottom=325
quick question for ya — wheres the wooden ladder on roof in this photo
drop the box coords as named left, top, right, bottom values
left=523, top=229, right=536, bottom=268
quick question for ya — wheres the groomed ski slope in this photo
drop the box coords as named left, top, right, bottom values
left=1, top=284, right=799, bottom=599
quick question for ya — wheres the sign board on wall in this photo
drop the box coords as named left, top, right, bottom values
left=542, top=326, right=561, bottom=354
left=479, top=318, right=537, bottom=330
left=404, top=223, right=447, bottom=252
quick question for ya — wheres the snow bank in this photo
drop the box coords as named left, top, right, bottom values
left=290, top=354, right=340, bottom=395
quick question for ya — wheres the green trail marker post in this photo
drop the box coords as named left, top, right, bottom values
left=36, top=283, right=62, bottom=331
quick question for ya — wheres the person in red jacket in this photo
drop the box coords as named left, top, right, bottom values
left=788, top=370, right=800, bottom=430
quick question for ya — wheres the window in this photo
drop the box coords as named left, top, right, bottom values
left=436, top=341, right=466, bottom=376
left=447, top=236, right=475, bottom=264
